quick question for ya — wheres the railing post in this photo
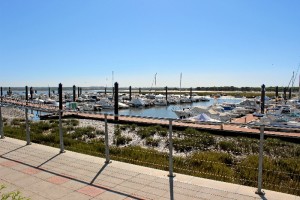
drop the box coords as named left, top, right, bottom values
left=256, top=125, right=265, bottom=195
left=168, top=119, right=175, bottom=200
left=168, top=119, right=175, bottom=177
left=25, top=108, right=31, bottom=145
left=104, top=114, right=111, bottom=164
left=59, top=110, right=65, bottom=153
left=58, top=83, right=65, bottom=153
left=25, top=86, right=31, bottom=145
left=0, top=106, right=4, bottom=139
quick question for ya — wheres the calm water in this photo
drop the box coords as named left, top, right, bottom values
left=11, top=89, right=243, bottom=119
left=101, top=97, right=243, bottom=119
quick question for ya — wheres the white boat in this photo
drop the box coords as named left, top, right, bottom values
left=118, top=102, right=129, bottom=109
left=179, top=95, right=192, bottom=103
left=129, top=98, right=146, bottom=107
left=188, top=113, right=220, bottom=122
left=96, top=98, right=114, bottom=109
left=237, top=99, right=259, bottom=112
left=154, top=94, right=167, bottom=106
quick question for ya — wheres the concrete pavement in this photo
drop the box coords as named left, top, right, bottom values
left=0, top=137, right=299, bottom=200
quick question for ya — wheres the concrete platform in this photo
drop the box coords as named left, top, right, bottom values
left=0, top=137, right=299, bottom=200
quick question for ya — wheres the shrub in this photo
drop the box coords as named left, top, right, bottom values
left=96, top=129, right=105, bottom=135
left=145, top=137, right=160, bottom=147
left=114, top=125, right=122, bottom=136
left=114, top=135, right=132, bottom=146
left=130, top=124, right=137, bottom=131
left=71, top=126, right=95, bottom=140
left=137, top=127, right=156, bottom=139
left=218, top=141, right=242, bottom=154
left=32, top=121, right=51, bottom=132
left=11, top=118, right=24, bottom=126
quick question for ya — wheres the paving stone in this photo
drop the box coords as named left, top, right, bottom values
left=0, top=137, right=299, bottom=200
left=77, top=185, right=106, bottom=197
left=93, top=190, right=128, bottom=200
left=57, top=191, right=92, bottom=200
left=0, top=160, right=19, bottom=167
left=47, top=175, right=70, bottom=184
left=22, top=167, right=42, bottom=175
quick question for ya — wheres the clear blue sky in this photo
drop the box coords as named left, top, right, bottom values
left=1, top=0, right=300, bottom=88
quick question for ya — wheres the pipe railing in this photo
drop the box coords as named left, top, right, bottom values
left=2, top=99, right=300, bottom=196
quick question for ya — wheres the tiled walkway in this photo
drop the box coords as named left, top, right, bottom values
left=0, top=137, right=298, bottom=200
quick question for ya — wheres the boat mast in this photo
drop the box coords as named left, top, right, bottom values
left=150, top=73, right=157, bottom=93
left=180, top=72, right=182, bottom=96
left=112, top=71, right=114, bottom=100
left=299, top=74, right=300, bottom=101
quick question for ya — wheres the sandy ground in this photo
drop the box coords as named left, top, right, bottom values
left=77, top=119, right=170, bottom=153
left=1, top=107, right=27, bottom=120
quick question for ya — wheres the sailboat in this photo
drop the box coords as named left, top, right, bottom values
left=179, top=73, right=192, bottom=103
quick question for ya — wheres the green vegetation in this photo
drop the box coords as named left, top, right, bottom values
left=3, top=119, right=300, bottom=196
left=145, top=137, right=160, bottom=147
left=137, top=125, right=168, bottom=139
left=0, top=184, right=30, bottom=200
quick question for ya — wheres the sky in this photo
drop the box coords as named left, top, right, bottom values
left=1, top=0, right=300, bottom=88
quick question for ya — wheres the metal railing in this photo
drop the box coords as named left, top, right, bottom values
left=1, top=100, right=300, bottom=198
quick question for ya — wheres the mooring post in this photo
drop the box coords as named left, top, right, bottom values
left=129, top=86, right=132, bottom=101
left=283, top=87, right=287, bottom=100
left=104, top=114, right=111, bottom=164
left=139, top=87, right=141, bottom=94
left=165, top=86, right=168, bottom=102
left=261, top=84, right=265, bottom=114
left=114, top=82, right=119, bottom=121
left=25, top=86, right=31, bottom=145
left=190, top=87, right=192, bottom=99
left=289, top=88, right=292, bottom=99
left=256, top=125, right=265, bottom=195
left=0, top=87, right=3, bottom=102
left=275, top=86, right=278, bottom=102
left=73, top=85, right=76, bottom=102
left=8, top=87, right=12, bottom=96
left=58, top=83, right=65, bottom=153
left=0, top=106, right=4, bottom=139
left=30, top=87, right=33, bottom=100
left=168, top=119, right=175, bottom=200
left=77, top=87, right=80, bottom=98
left=48, top=87, right=51, bottom=97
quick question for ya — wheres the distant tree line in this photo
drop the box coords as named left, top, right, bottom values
left=194, top=86, right=300, bottom=92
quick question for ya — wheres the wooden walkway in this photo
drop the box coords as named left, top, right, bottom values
left=66, top=112, right=300, bottom=140
left=2, top=98, right=300, bottom=140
